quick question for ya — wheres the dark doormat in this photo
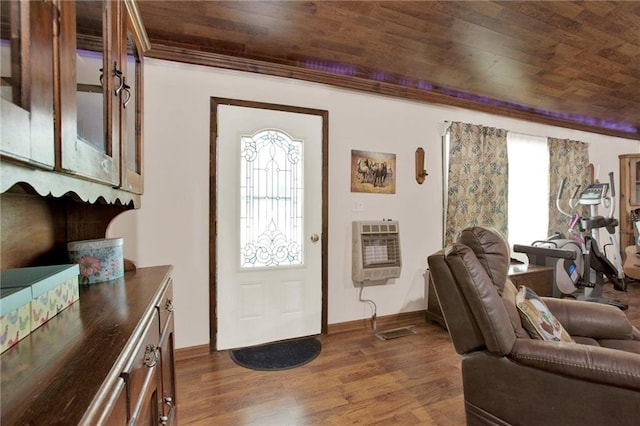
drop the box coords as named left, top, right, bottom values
left=229, top=337, right=322, bottom=371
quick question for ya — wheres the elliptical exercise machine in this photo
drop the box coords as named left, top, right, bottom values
left=514, top=172, right=627, bottom=310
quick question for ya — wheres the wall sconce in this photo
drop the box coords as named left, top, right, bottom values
left=415, top=147, right=428, bottom=184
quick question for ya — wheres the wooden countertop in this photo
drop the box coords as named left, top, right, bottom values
left=1, top=265, right=173, bottom=426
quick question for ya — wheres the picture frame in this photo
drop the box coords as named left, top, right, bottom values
left=350, top=150, right=396, bottom=194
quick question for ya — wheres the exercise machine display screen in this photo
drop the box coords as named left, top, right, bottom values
left=579, top=183, right=608, bottom=205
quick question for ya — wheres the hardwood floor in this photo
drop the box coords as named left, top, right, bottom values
left=175, top=283, right=640, bottom=425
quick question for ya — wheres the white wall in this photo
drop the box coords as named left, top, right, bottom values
left=108, top=58, right=640, bottom=349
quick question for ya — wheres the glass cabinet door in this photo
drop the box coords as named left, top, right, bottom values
left=75, top=1, right=106, bottom=156
left=1, top=0, right=54, bottom=168
left=631, top=158, right=640, bottom=206
left=0, top=0, right=20, bottom=105
left=119, top=0, right=149, bottom=194
left=120, top=27, right=143, bottom=193
left=619, top=154, right=640, bottom=252
left=59, top=0, right=120, bottom=185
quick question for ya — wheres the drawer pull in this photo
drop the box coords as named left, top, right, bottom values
left=165, top=299, right=174, bottom=313
left=160, top=415, right=169, bottom=425
left=143, top=344, right=159, bottom=368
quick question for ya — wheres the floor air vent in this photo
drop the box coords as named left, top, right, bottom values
left=375, top=326, right=416, bottom=341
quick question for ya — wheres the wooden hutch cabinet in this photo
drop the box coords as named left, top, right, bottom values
left=0, top=1, right=176, bottom=424
left=1, top=0, right=148, bottom=192
left=618, top=153, right=640, bottom=250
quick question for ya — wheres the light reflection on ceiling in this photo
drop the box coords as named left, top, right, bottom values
left=303, top=59, right=637, bottom=134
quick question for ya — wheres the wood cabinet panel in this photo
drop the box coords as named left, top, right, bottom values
left=0, top=189, right=135, bottom=270
left=619, top=154, right=640, bottom=252
left=122, top=312, right=161, bottom=422
left=158, top=278, right=174, bottom=334
left=95, top=378, right=128, bottom=425
left=159, top=313, right=177, bottom=424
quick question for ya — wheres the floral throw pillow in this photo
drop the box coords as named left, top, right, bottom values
left=516, top=286, right=574, bottom=343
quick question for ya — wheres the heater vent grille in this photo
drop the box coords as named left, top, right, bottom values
left=352, top=220, right=401, bottom=283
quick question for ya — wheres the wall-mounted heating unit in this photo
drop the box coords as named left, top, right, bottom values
left=352, top=220, right=402, bottom=283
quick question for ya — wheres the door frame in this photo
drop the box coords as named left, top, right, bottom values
left=209, top=97, right=329, bottom=352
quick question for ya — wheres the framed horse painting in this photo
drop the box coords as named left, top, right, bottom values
left=350, top=150, right=396, bottom=194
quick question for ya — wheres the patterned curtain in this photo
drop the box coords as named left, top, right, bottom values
left=445, top=122, right=509, bottom=246
left=547, top=138, right=590, bottom=236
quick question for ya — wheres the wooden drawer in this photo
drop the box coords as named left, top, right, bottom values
left=121, top=312, right=160, bottom=421
left=157, top=279, right=174, bottom=335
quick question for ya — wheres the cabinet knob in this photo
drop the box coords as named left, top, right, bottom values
left=143, top=344, right=159, bottom=368
left=159, top=415, right=169, bottom=425
left=164, top=396, right=173, bottom=407
left=165, top=299, right=174, bottom=313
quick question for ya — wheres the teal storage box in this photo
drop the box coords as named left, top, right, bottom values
left=0, top=286, right=32, bottom=353
left=0, top=264, right=80, bottom=332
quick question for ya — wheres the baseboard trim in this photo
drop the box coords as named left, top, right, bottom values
left=327, top=310, right=426, bottom=335
left=175, top=310, right=427, bottom=359
left=175, top=344, right=210, bottom=361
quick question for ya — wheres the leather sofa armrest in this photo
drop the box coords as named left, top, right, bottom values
left=541, top=297, right=633, bottom=339
left=511, top=339, right=640, bottom=390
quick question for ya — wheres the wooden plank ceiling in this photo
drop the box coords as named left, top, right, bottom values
left=137, top=1, right=640, bottom=140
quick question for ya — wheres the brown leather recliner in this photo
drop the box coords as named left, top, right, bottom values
left=427, top=226, right=640, bottom=425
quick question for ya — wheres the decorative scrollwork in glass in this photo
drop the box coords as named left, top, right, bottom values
left=239, top=129, right=303, bottom=268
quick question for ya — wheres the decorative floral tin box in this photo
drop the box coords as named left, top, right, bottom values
left=68, top=238, right=124, bottom=284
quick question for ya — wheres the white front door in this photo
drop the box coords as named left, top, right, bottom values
left=216, top=104, right=323, bottom=350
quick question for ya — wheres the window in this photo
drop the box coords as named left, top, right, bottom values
left=239, top=129, right=304, bottom=268
left=507, top=132, right=549, bottom=251
left=443, top=128, right=550, bottom=251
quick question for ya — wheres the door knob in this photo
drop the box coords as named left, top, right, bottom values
left=310, top=233, right=320, bottom=242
